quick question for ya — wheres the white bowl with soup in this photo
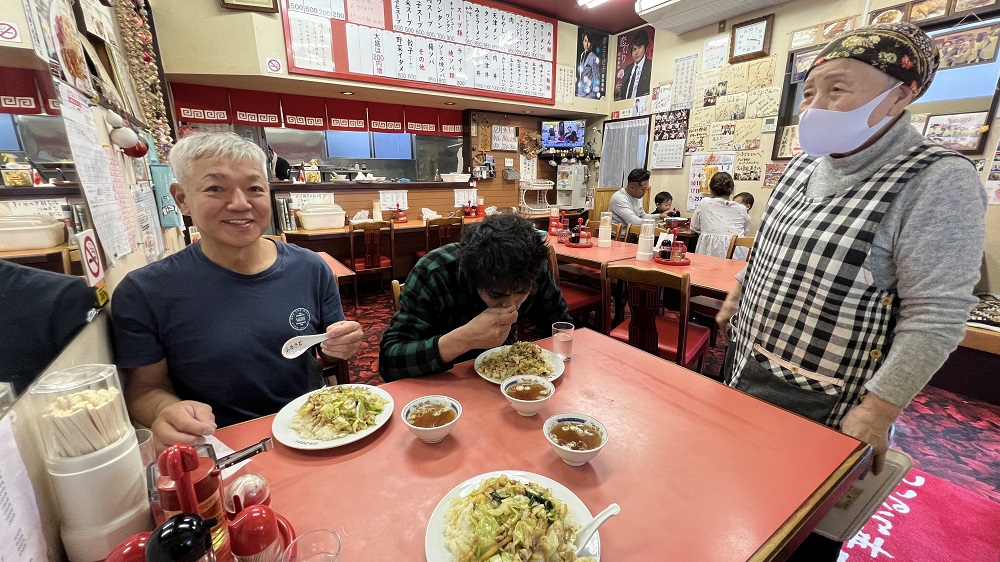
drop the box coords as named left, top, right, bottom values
left=401, top=396, right=461, bottom=443
left=543, top=413, right=608, bottom=466
left=500, top=375, right=555, bottom=416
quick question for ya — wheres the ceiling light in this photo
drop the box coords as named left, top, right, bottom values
left=635, top=0, right=681, bottom=13
left=444, top=102, right=456, bottom=105
left=341, top=91, right=355, bottom=95
left=578, top=0, right=610, bottom=7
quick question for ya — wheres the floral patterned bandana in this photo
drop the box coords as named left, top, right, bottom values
left=808, top=22, right=940, bottom=100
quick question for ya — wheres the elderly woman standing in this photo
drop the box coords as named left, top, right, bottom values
left=716, top=23, right=986, bottom=561
left=690, top=172, right=750, bottom=258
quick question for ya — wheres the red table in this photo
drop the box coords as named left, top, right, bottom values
left=316, top=251, right=358, bottom=313
left=214, top=330, right=869, bottom=561
left=547, top=234, right=639, bottom=269
left=613, top=253, right=746, bottom=299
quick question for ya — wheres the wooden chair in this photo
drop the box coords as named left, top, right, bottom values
left=690, top=236, right=754, bottom=346
left=391, top=280, right=405, bottom=312
left=348, top=220, right=395, bottom=291
left=416, top=216, right=463, bottom=260
left=602, top=264, right=711, bottom=373
left=625, top=224, right=670, bottom=242
left=558, top=220, right=622, bottom=288
left=548, top=245, right=603, bottom=330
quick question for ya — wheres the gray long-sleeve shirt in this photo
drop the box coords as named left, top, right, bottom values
left=609, top=187, right=658, bottom=226
left=737, top=110, right=986, bottom=408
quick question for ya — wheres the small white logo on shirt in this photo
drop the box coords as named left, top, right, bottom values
left=289, top=308, right=311, bottom=331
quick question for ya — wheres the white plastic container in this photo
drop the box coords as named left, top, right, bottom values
left=0, top=214, right=65, bottom=251
left=297, top=204, right=347, bottom=230
left=441, top=173, right=471, bottom=182
left=815, top=449, right=913, bottom=542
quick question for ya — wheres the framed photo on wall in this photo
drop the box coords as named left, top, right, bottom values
left=869, top=4, right=909, bottom=24
left=924, top=111, right=989, bottom=152
left=791, top=47, right=824, bottom=83
left=934, top=23, right=1000, bottom=69
left=729, top=14, right=775, bottom=63
left=909, top=0, right=949, bottom=22
left=955, top=0, right=997, bottom=11
left=219, top=0, right=279, bottom=13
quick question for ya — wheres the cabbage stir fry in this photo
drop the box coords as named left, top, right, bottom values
left=444, top=475, right=596, bottom=562
left=479, top=342, right=554, bottom=382
left=289, top=386, right=387, bottom=440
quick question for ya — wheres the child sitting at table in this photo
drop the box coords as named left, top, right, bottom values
left=654, top=191, right=681, bottom=217
left=733, top=192, right=754, bottom=212
left=691, top=172, right=750, bottom=258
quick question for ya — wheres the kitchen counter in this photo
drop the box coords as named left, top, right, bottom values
left=269, top=181, right=471, bottom=191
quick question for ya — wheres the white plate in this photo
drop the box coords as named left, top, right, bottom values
left=355, top=179, right=375, bottom=183
left=271, top=385, right=394, bottom=450
left=474, top=345, right=565, bottom=384
left=424, top=470, right=600, bottom=561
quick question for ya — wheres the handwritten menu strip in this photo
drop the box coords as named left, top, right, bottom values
left=556, top=64, right=575, bottom=104
left=4, top=198, right=68, bottom=219
left=104, top=146, right=140, bottom=252
left=288, top=0, right=345, bottom=20
left=491, top=125, right=517, bottom=151
left=58, top=82, right=132, bottom=263
left=673, top=55, right=697, bottom=104
left=746, top=86, right=781, bottom=119
left=347, top=0, right=385, bottom=28
left=131, top=183, right=165, bottom=264
left=0, top=415, right=48, bottom=562
left=289, top=12, right=335, bottom=72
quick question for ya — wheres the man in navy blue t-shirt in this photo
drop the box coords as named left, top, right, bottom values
left=112, top=133, right=363, bottom=447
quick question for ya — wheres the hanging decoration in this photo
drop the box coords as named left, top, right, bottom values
left=520, top=131, right=543, bottom=159
left=115, top=0, right=173, bottom=161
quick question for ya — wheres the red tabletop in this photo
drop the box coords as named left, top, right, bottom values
left=548, top=235, right=640, bottom=269
left=214, top=330, right=868, bottom=561
left=613, top=253, right=747, bottom=298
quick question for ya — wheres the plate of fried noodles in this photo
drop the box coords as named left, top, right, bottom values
left=426, top=471, right=600, bottom=562
left=272, top=384, right=393, bottom=450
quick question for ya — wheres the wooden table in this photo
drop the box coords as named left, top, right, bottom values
left=316, top=251, right=358, bottom=313
left=215, top=330, right=870, bottom=561
left=960, top=325, right=1000, bottom=355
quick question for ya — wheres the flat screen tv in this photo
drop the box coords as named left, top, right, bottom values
left=541, top=120, right=585, bottom=149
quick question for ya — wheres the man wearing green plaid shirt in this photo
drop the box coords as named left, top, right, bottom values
left=379, top=214, right=571, bottom=381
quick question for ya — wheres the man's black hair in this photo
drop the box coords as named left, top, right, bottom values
left=459, top=214, right=549, bottom=295
left=627, top=168, right=651, bottom=183
left=633, top=29, right=650, bottom=48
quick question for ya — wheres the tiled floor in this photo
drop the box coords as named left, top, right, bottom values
left=348, top=289, right=1000, bottom=503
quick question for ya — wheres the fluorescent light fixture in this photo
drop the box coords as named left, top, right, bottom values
left=340, top=91, right=355, bottom=95
left=578, top=0, right=611, bottom=7
left=635, top=0, right=681, bottom=13
left=444, top=102, right=456, bottom=105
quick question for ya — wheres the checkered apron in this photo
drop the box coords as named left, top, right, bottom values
left=727, top=141, right=961, bottom=428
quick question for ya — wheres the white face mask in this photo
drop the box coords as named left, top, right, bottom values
left=798, top=83, right=901, bottom=157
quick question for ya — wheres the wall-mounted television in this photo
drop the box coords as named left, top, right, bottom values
left=541, top=120, right=586, bottom=149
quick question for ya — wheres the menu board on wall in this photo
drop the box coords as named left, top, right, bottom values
left=282, top=0, right=557, bottom=104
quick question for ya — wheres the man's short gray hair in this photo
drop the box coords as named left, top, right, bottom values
left=169, top=133, right=268, bottom=189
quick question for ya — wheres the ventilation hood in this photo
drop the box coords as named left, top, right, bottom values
left=636, top=0, right=792, bottom=35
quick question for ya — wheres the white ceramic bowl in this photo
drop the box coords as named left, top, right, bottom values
left=543, top=413, right=608, bottom=466
left=401, top=395, right=461, bottom=443
left=500, top=375, right=555, bottom=417
left=441, top=173, right=471, bottom=183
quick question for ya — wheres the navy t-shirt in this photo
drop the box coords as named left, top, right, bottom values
left=111, top=241, right=345, bottom=427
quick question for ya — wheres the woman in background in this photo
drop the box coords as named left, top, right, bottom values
left=691, top=172, right=750, bottom=258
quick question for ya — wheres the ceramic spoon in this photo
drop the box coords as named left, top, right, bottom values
left=281, top=333, right=329, bottom=359
left=575, top=503, right=620, bottom=557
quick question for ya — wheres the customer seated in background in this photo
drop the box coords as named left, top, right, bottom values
left=733, top=192, right=754, bottom=212
left=609, top=168, right=675, bottom=230
left=379, top=214, right=571, bottom=381
left=691, top=172, right=750, bottom=258
left=112, top=133, right=363, bottom=448
left=654, top=191, right=681, bottom=217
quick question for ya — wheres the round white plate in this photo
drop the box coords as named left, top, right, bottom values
left=425, top=470, right=600, bottom=561
left=474, top=345, right=565, bottom=384
left=271, top=384, right=394, bottom=450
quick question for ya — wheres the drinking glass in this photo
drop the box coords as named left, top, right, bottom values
left=135, top=428, right=156, bottom=468
left=282, top=529, right=342, bottom=562
left=552, top=322, right=574, bottom=361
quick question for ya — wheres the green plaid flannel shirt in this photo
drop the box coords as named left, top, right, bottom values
left=379, top=243, right=571, bottom=381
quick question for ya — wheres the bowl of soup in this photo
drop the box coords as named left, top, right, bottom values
left=500, top=375, right=555, bottom=417
left=543, top=413, right=608, bottom=466
left=401, top=395, right=461, bottom=443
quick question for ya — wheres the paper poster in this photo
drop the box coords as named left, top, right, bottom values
left=0, top=414, right=48, bottom=562
left=59, top=82, right=132, bottom=263
left=491, top=125, right=517, bottom=151
left=673, top=54, right=698, bottom=103
left=733, top=119, right=763, bottom=151
left=709, top=120, right=737, bottom=151
left=689, top=105, right=715, bottom=129
left=777, top=125, right=802, bottom=159
left=985, top=181, right=1000, bottom=204
left=746, top=54, right=777, bottom=89
left=576, top=28, right=608, bottom=99
left=686, top=125, right=709, bottom=153
left=911, top=113, right=930, bottom=135
left=633, top=95, right=649, bottom=116
left=719, top=63, right=749, bottom=94
left=288, top=0, right=345, bottom=19
left=688, top=152, right=735, bottom=211
left=289, top=12, right=335, bottom=72
left=454, top=188, right=478, bottom=207
left=347, top=0, right=384, bottom=27
left=733, top=150, right=764, bottom=182
left=650, top=108, right=690, bottom=169
left=290, top=192, right=334, bottom=208
left=714, top=93, right=748, bottom=121
left=556, top=64, right=575, bottom=103
left=619, top=108, right=633, bottom=118
left=614, top=26, right=655, bottom=100
left=694, top=70, right=721, bottom=107
left=519, top=153, right=537, bottom=180
left=651, top=83, right=673, bottom=113
left=4, top=198, right=68, bottom=219
left=764, top=162, right=788, bottom=187
left=104, top=146, right=140, bottom=252
left=79, top=0, right=117, bottom=46
left=702, top=34, right=730, bottom=70
left=746, top=86, right=782, bottom=119
left=379, top=189, right=409, bottom=210
left=131, top=183, right=165, bottom=264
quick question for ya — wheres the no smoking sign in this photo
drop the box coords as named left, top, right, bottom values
left=0, top=22, right=21, bottom=43
left=266, top=58, right=282, bottom=73
left=75, top=229, right=109, bottom=306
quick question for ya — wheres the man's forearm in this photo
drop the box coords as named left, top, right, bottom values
left=125, top=383, right=180, bottom=428
left=438, top=325, right=471, bottom=364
